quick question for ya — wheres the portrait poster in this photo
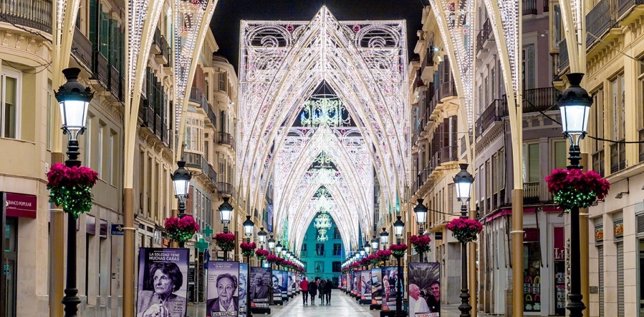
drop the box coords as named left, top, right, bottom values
left=136, top=248, right=189, bottom=317
left=280, top=270, right=289, bottom=299
left=271, top=270, right=284, bottom=302
left=360, top=270, right=372, bottom=301
left=287, top=271, right=295, bottom=295
left=340, top=274, right=346, bottom=291
left=371, top=268, right=383, bottom=305
left=206, top=261, right=239, bottom=317
left=381, top=266, right=403, bottom=311
left=346, top=273, right=351, bottom=292
left=249, top=267, right=271, bottom=308
left=238, top=263, right=248, bottom=317
left=354, top=270, right=361, bottom=296
left=408, top=262, right=441, bottom=317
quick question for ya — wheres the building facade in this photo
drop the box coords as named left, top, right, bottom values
left=300, top=216, right=344, bottom=284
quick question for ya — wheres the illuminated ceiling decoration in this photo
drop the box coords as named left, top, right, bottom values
left=482, top=0, right=520, bottom=94
left=428, top=0, right=475, bottom=129
left=53, top=0, right=82, bottom=86
left=173, top=0, right=218, bottom=139
left=237, top=7, right=410, bottom=249
left=557, top=0, right=584, bottom=72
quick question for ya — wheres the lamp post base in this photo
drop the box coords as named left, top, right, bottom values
left=459, top=241, right=471, bottom=317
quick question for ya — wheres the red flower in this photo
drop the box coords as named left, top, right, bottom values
left=164, top=215, right=199, bottom=243
left=545, top=168, right=611, bottom=209
left=214, top=232, right=235, bottom=242
left=255, top=248, right=269, bottom=257
left=446, top=217, right=483, bottom=243
left=240, top=241, right=256, bottom=251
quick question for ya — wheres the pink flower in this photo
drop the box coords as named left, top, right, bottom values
left=214, top=232, right=235, bottom=242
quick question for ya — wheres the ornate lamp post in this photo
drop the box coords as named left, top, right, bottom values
left=454, top=163, right=474, bottom=317
left=559, top=73, right=592, bottom=317
left=370, top=236, right=379, bottom=253
left=171, top=160, right=192, bottom=248
left=242, top=216, right=254, bottom=317
left=257, top=227, right=267, bottom=267
left=414, top=199, right=428, bottom=262
left=56, top=67, right=93, bottom=317
left=268, top=235, right=276, bottom=251
left=393, top=216, right=405, bottom=317
left=379, top=227, right=389, bottom=250
left=218, top=197, right=233, bottom=259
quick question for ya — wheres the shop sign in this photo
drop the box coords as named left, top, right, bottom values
left=614, top=219, right=624, bottom=238
left=554, top=227, right=564, bottom=261
left=594, top=225, right=604, bottom=242
left=111, top=224, right=124, bottom=236
left=4, top=192, right=37, bottom=218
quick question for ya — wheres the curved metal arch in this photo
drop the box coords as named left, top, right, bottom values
left=237, top=7, right=409, bottom=217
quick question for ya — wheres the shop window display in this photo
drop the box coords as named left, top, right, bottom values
left=523, top=239, right=541, bottom=312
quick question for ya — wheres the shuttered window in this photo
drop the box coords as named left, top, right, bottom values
left=598, top=245, right=604, bottom=317
left=617, top=242, right=624, bottom=317
left=637, top=214, right=644, bottom=233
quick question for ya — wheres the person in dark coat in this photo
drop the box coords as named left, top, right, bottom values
left=324, top=279, right=333, bottom=305
left=308, top=279, right=318, bottom=304
left=318, top=280, right=326, bottom=305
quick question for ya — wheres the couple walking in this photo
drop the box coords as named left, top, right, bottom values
left=299, top=277, right=332, bottom=305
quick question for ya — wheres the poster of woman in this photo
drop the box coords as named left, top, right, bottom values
left=360, top=270, right=372, bottom=303
left=238, top=263, right=248, bottom=317
left=136, top=248, right=189, bottom=317
left=371, top=268, right=383, bottom=306
left=249, top=267, right=271, bottom=308
left=206, top=261, right=240, bottom=317
left=408, top=262, right=440, bottom=317
left=381, top=266, right=402, bottom=311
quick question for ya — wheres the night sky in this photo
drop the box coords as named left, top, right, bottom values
left=210, top=0, right=426, bottom=70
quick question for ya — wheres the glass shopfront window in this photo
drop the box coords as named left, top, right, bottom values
left=523, top=228, right=541, bottom=312
left=3, top=217, right=17, bottom=317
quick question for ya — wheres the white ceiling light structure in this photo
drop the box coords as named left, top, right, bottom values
left=237, top=7, right=409, bottom=251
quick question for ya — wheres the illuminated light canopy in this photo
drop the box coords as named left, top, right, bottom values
left=237, top=7, right=410, bottom=252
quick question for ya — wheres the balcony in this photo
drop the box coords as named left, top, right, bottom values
left=558, top=39, right=569, bottom=71
left=72, top=27, right=93, bottom=70
left=522, top=0, right=538, bottom=15
left=438, top=78, right=457, bottom=101
left=0, top=0, right=52, bottom=33
left=523, top=182, right=541, bottom=203
left=205, top=105, right=217, bottom=128
left=523, top=87, right=558, bottom=113
left=190, top=86, right=209, bottom=108
left=640, top=129, right=644, bottom=162
left=217, top=132, right=235, bottom=148
left=153, top=29, right=171, bottom=66
left=476, top=19, right=492, bottom=53
left=475, top=99, right=504, bottom=138
left=586, top=0, right=614, bottom=48
left=216, top=182, right=235, bottom=197
left=184, top=152, right=218, bottom=186
left=618, top=0, right=644, bottom=18
left=430, top=146, right=458, bottom=168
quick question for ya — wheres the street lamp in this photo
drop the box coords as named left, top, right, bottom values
left=242, top=216, right=254, bottom=317
left=414, top=199, right=428, bottom=262
left=275, top=241, right=283, bottom=254
left=370, top=236, right=379, bottom=252
left=392, top=216, right=405, bottom=317
left=453, top=163, right=474, bottom=317
left=379, top=227, right=389, bottom=249
left=219, top=197, right=233, bottom=231
left=56, top=67, right=93, bottom=317
left=171, top=160, right=192, bottom=248
left=559, top=73, right=592, bottom=317
left=268, top=235, right=276, bottom=251
left=258, top=227, right=267, bottom=246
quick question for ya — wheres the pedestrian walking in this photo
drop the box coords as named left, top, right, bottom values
left=324, top=279, right=333, bottom=305
left=300, top=277, right=309, bottom=305
left=308, top=278, right=318, bottom=305
left=318, top=279, right=326, bottom=305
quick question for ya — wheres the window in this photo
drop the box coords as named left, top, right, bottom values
left=590, top=88, right=605, bottom=175
left=84, top=115, right=92, bottom=166
left=332, top=261, right=341, bottom=272
left=333, top=244, right=342, bottom=256
left=97, top=122, right=104, bottom=178
left=522, top=44, right=536, bottom=90
left=1, top=68, right=20, bottom=139
left=523, top=143, right=540, bottom=182
left=108, top=130, right=116, bottom=184
left=334, top=228, right=341, bottom=240
left=47, top=81, right=52, bottom=149
left=218, top=72, right=227, bottom=92
left=639, top=57, right=644, bottom=162
left=553, top=140, right=567, bottom=169
left=315, top=243, right=324, bottom=256
left=609, top=74, right=626, bottom=172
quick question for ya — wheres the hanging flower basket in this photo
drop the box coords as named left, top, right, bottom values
left=545, top=168, right=610, bottom=211
left=46, top=163, right=99, bottom=218
left=164, top=215, right=199, bottom=243
left=376, top=249, right=391, bottom=263
left=255, top=248, right=269, bottom=260
left=446, top=217, right=483, bottom=243
left=410, top=234, right=431, bottom=254
left=266, top=253, right=280, bottom=263
left=214, top=232, right=235, bottom=252
left=240, top=241, right=256, bottom=257
left=389, top=243, right=408, bottom=258
left=367, top=254, right=380, bottom=266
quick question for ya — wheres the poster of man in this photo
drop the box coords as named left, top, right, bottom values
left=271, top=270, right=284, bottom=303
left=249, top=267, right=271, bottom=308
left=288, top=271, right=295, bottom=296
left=136, top=248, right=189, bottom=317
left=206, top=261, right=239, bottom=317
left=408, top=262, right=441, bottom=317
left=371, top=268, right=383, bottom=306
left=381, top=266, right=402, bottom=311
left=238, top=263, right=248, bottom=317
left=280, top=270, right=289, bottom=299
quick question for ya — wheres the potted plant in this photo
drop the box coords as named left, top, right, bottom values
left=46, top=162, right=99, bottom=218
left=545, top=168, right=610, bottom=210
left=409, top=234, right=431, bottom=254
left=389, top=243, right=408, bottom=258
left=214, top=232, right=236, bottom=252
left=240, top=241, right=256, bottom=257
left=446, top=218, right=483, bottom=243
left=164, top=215, right=200, bottom=243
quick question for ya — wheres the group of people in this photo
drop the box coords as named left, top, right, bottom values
left=299, top=277, right=333, bottom=305
left=409, top=281, right=441, bottom=316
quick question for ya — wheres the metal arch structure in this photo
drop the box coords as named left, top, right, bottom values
left=237, top=7, right=410, bottom=248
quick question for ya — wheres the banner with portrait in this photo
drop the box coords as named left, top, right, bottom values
left=206, top=261, right=239, bottom=317
left=408, top=262, right=441, bottom=317
left=381, top=266, right=402, bottom=311
left=271, top=270, right=284, bottom=303
left=280, top=270, right=289, bottom=299
left=136, top=248, right=189, bottom=317
left=371, top=268, right=383, bottom=305
left=249, top=267, right=271, bottom=308
left=238, top=263, right=248, bottom=317
left=288, top=271, right=295, bottom=296
left=353, top=270, right=361, bottom=296
left=360, top=270, right=372, bottom=301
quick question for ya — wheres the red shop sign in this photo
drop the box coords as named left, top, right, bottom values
left=4, top=192, right=37, bottom=218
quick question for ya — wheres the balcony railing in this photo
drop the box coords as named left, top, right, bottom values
left=523, top=87, right=558, bottom=113
left=216, top=182, right=235, bottom=197
left=439, top=79, right=457, bottom=100
left=205, top=105, right=217, bottom=127
left=522, top=0, right=538, bottom=15
left=523, top=182, right=541, bottom=203
left=0, top=0, right=52, bottom=33
left=430, top=146, right=458, bottom=168
left=586, top=0, right=614, bottom=48
left=618, top=0, right=644, bottom=18
left=640, top=129, right=644, bottom=162
left=476, top=18, right=492, bottom=53
left=72, top=27, right=92, bottom=70
left=475, top=99, right=504, bottom=137
left=217, top=132, right=234, bottom=147
left=184, top=152, right=218, bottom=186
left=206, top=163, right=217, bottom=187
